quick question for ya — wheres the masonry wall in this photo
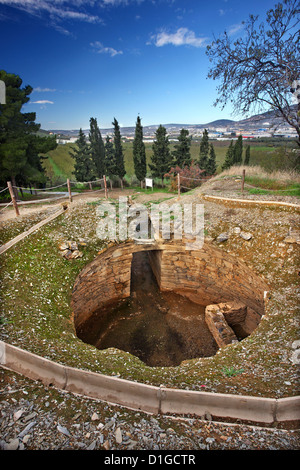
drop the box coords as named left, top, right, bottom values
left=71, top=240, right=269, bottom=334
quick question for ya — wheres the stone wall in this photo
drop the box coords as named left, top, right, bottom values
left=71, top=239, right=269, bottom=337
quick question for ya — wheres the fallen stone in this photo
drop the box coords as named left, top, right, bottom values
left=5, top=438, right=19, bottom=450
left=240, top=231, right=252, bottom=241
left=216, top=232, right=229, bottom=243
left=115, top=427, right=122, bottom=444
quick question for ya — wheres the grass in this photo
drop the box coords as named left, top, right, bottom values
left=40, top=139, right=298, bottom=186
left=0, top=190, right=299, bottom=399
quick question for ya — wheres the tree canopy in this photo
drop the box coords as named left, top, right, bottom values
left=89, top=117, right=105, bottom=179
left=0, top=70, right=57, bottom=188
left=133, top=115, right=147, bottom=185
left=149, top=125, right=172, bottom=185
left=172, top=128, right=191, bottom=167
left=206, top=0, right=300, bottom=146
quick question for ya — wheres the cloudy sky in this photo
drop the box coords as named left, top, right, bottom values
left=0, top=0, right=278, bottom=130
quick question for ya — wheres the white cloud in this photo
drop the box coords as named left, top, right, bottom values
left=34, top=87, right=57, bottom=92
left=0, top=1, right=102, bottom=24
left=91, top=41, right=123, bottom=57
left=227, top=23, right=244, bottom=36
left=149, top=27, right=207, bottom=48
left=32, top=100, right=54, bottom=104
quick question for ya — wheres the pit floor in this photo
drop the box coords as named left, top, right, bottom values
left=82, top=251, right=219, bottom=367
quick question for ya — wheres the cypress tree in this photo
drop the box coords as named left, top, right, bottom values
left=222, top=140, right=235, bottom=171
left=133, top=115, right=147, bottom=187
left=172, top=128, right=191, bottom=167
left=149, top=125, right=172, bottom=187
left=104, top=135, right=117, bottom=188
left=207, top=143, right=217, bottom=175
left=112, top=118, right=126, bottom=186
left=233, top=135, right=243, bottom=164
left=198, top=129, right=209, bottom=173
left=71, top=128, right=95, bottom=182
left=89, top=117, right=105, bottom=178
left=244, top=145, right=251, bottom=165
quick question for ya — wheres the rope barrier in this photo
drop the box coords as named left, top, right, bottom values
left=0, top=187, right=9, bottom=194
left=12, top=182, right=68, bottom=191
left=0, top=200, right=13, bottom=213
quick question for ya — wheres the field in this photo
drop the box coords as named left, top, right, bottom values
left=41, top=138, right=299, bottom=188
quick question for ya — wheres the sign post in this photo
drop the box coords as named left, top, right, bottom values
left=145, top=178, right=153, bottom=191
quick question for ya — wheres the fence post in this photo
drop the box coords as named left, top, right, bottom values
left=7, top=181, right=20, bottom=217
left=103, top=175, right=108, bottom=199
left=241, top=169, right=245, bottom=193
left=67, top=178, right=72, bottom=203
left=177, top=173, right=180, bottom=199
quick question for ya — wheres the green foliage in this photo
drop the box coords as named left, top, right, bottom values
left=198, top=129, right=209, bottom=172
left=172, top=128, right=191, bottom=167
left=222, top=366, right=244, bottom=377
left=222, top=140, right=235, bottom=170
left=112, top=117, right=126, bottom=179
left=149, top=125, right=172, bottom=184
left=133, top=115, right=147, bottom=183
left=0, top=70, right=57, bottom=187
left=70, top=129, right=95, bottom=182
left=207, top=143, right=217, bottom=175
left=233, top=135, right=243, bottom=165
left=244, top=144, right=251, bottom=165
left=89, top=117, right=105, bottom=178
left=104, top=135, right=117, bottom=180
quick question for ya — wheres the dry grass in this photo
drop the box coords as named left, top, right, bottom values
left=213, top=165, right=300, bottom=183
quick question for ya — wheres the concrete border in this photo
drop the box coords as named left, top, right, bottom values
left=202, top=194, right=300, bottom=210
left=1, top=341, right=299, bottom=425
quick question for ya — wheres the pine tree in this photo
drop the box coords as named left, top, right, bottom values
left=198, top=129, right=209, bottom=173
left=207, top=143, right=217, bottom=175
left=71, top=128, right=95, bottom=182
left=244, top=145, right=251, bottom=165
left=104, top=135, right=117, bottom=188
left=112, top=118, right=126, bottom=186
left=149, top=125, right=172, bottom=187
left=89, top=117, right=105, bottom=179
left=172, top=128, right=191, bottom=167
left=233, top=135, right=243, bottom=164
left=0, top=70, right=56, bottom=189
left=222, top=140, right=235, bottom=171
left=133, top=115, right=147, bottom=187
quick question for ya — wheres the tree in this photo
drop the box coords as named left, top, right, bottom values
left=104, top=135, right=117, bottom=188
left=112, top=118, right=126, bottom=186
left=207, top=144, right=217, bottom=175
left=0, top=70, right=56, bottom=190
left=149, top=125, right=172, bottom=186
left=133, top=115, right=147, bottom=187
left=222, top=140, right=235, bottom=171
left=206, top=0, right=300, bottom=146
left=198, top=129, right=209, bottom=173
left=172, top=128, right=191, bottom=167
left=233, top=135, right=243, bottom=165
left=244, top=145, right=251, bottom=165
left=89, top=117, right=105, bottom=179
left=71, top=128, right=95, bottom=182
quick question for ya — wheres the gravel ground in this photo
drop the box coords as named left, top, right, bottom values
left=1, top=183, right=299, bottom=453
left=0, top=368, right=299, bottom=452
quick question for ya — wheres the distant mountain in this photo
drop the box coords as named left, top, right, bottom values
left=47, top=106, right=296, bottom=138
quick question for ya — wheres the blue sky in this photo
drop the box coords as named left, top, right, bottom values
left=0, top=0, right=278, bottom=130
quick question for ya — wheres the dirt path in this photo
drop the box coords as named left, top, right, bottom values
left=0, top=189, right=173, bottom=223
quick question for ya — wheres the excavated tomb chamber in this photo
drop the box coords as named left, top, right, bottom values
left=71, top=241, right=269, bottom=366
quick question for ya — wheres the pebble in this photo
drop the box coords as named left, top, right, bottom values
left=0, top=369, right=299, bottom=451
